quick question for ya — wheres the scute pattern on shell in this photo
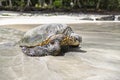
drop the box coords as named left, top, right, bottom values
left=20, top=24, right=73, bottom=47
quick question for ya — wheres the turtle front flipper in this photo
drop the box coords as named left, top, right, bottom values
left=20, top=39, right=61, bottom=56
left=20, top=46, right=51, bottom=56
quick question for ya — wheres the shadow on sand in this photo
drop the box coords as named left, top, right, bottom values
left=69, top=47, right=87, bottom=53
left=58, top=47, right=87, bottom=56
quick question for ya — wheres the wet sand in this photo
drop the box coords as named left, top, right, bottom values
left=0, top=22, right=120, bottom=80
left=1, top=22, right=120, bottom=32
left=1, top=24, right=39, bottom=32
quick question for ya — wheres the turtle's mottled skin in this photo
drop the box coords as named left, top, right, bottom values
left=19, top=24, right=82, bottom=56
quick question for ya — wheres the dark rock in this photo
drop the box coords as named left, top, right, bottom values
left=96, top=15, right=115, bottom=21
left=118, top=16, right=120, bottom=21
left=80, top=17, right=93, bottom=21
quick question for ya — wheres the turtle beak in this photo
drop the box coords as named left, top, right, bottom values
left=75, top=36, right=82, bottom=43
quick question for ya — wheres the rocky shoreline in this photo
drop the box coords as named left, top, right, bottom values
left=0, top=11, right=120, bottom=22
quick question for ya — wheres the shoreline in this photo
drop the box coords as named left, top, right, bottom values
left=0, top=11, right=120, bottom=32
left=1, top=22, right=120, bottom=32
left=0, top=16, right=120, bottom=26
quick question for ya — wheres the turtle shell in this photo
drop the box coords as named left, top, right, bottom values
left=19, top=24, right=73, bottom=47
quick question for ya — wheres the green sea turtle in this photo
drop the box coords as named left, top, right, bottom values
left=19, top=24, right=82, bottom=56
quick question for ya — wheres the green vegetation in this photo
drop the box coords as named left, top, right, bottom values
left=0, top=0, right=120, bottom=11
left=53, top=0, right=62, bottom=8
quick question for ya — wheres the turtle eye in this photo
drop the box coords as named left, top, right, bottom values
left=50, top=40, right=55, bottom=45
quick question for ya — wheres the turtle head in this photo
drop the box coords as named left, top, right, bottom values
left=70, top=33, right=82, bottom=46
